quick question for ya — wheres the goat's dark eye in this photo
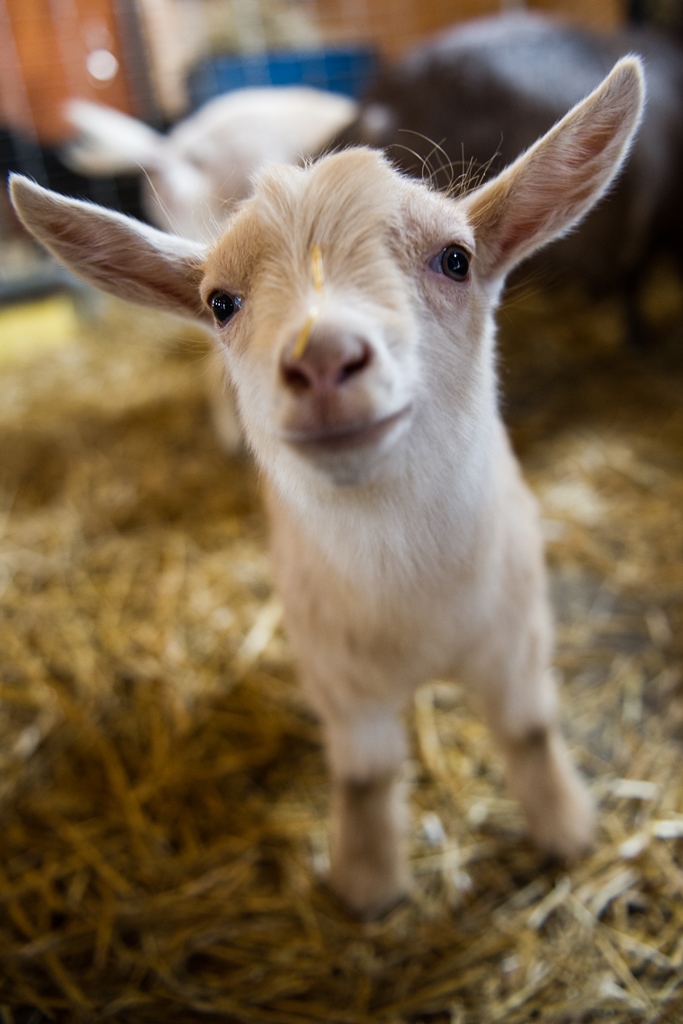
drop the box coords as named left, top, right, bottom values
left=440, top=245, right=470, bottom=281
left=209, top=291, right=241, bottom=325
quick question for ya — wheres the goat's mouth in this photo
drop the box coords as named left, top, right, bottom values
left=280, top=405, right=412, bottom=453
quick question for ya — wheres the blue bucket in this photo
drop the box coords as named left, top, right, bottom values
left=187, top=46, right=377, bottom=110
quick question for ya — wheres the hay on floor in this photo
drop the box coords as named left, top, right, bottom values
left=0, top=272, right=682, bottom=1023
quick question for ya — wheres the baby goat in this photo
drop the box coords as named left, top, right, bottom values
left=10, top=58, right=644, bottom=918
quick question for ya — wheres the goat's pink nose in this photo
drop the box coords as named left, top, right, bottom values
left=280, top=329, right=373, bottom=393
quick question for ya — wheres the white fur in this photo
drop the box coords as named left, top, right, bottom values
left=65, top=88, right=358, bottom=241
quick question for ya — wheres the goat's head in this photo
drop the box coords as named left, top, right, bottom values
left=10, top=58, right=644, bottom=492
left=201, top=149, right=443, bottom=488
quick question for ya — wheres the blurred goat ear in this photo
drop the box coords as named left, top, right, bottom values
left=461, top=57, right=645, bottom=280
left=9, top=175, right=211, bottom=322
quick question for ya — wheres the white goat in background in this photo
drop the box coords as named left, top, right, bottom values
left=64, top=88, right=358, bottom=241
left=12, top=58, right=644, bottom=918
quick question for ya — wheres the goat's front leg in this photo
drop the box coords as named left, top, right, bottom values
left=323, top=706, right=409, bottom=918
left=502, top=725, right=595, bottom=861
left=477, top=612, right=595, bottom=862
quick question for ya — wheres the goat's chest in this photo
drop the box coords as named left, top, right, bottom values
left=269, top=503, right=492, bottom=705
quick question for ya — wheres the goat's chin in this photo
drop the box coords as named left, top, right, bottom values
left=282, top=407, right=412, bottom=489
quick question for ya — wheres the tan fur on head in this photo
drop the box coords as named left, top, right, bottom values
left=8, top=58, right=644, bottom=917
left=222, top=150, right=406, bottom=288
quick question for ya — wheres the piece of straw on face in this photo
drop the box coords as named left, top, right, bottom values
left=292, top=244, right=325, bottom=360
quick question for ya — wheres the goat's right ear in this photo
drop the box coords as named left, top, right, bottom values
left=9, top=175, right=211, bottom=323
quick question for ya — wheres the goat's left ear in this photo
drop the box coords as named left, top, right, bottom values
left=9, top=175, right=211, bottom=322
left=461, top=57, right=645, bottom=281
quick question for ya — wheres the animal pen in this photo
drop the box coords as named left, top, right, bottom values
left=1, top=0, right=683, bottom=1022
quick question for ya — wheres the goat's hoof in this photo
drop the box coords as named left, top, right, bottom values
left=530, top=775, right=596, bottom=864
left=328, top=862, right=410, bottom=920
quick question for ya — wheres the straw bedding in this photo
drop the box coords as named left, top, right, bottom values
left=0, top=271, right=682, bottom=1023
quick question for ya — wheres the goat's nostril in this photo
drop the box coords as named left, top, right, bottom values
left=282, top=363, right=312, bottom=391
left=336, top=346, right=372, bottom=384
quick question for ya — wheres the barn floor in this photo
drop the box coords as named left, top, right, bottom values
left=0, top=268, right=682, bottom=1024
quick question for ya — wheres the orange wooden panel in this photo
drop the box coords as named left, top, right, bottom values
left=313, top=0, right=626, bottom=57
left=529, top=0, right=626, bottom=29
left=313, top=0, right=500, bottom=58
left=0, top=0, right=134, bottom=145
